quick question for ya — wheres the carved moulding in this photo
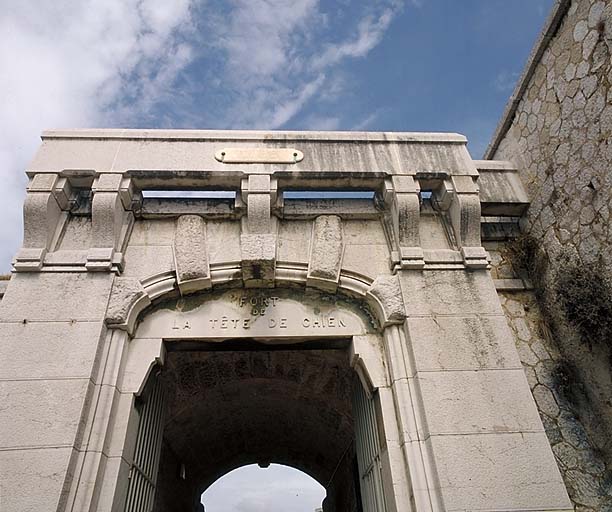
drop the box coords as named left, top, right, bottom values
left=434, top=176, right=488, bottom=269
left=14, top=173, right=72, bottom=271
left=104, top=262, right=406, bottom=336
left=87, top=173, right=140, bottom=272
left=383, top=176, right=425, bottom=271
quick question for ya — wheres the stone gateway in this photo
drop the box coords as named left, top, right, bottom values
left=0, top=128, right=574, bottom=512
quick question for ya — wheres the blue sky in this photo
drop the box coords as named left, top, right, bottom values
left=0, top=0, right=555, bottom=507
left=0, top=0, right=553, bottom=272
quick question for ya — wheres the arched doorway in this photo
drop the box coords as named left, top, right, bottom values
left=120, top=287, right=395, bottom=512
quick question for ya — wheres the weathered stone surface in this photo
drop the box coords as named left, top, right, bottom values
left=122, top=244, right=174, bottom=279
left=367, top=274, right=405, bottom=325
left=406, top=315, right=522, bottom=371
left=174, top=215, right=211, bottom=292
left=240, top=234, right=276, bottom=287
left=0, top=379, right=90, bottom=448
left=418, top=369, right=543, bottom=435
left=207, top=220, right=242, bottom=264
left=430, top=432, right=572, bottom=511
left=307, top=215, right=344, bottom=291
left=0, top=321, right=103, bottom=380
left=399, top=269, right=502, bottom=317
left=105, top=277, right=150, bottom=328
left=0, top=272, right=113, bottom=322
left=277, top=220, right=311, bottom=263
left=0, top=447, right=74, bottom=512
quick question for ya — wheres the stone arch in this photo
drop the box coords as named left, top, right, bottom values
left=96, top=263, right=407, bottom=512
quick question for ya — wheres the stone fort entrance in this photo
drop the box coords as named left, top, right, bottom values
left=122, top=287, right=393, bottom=512
left=0, top=129, right=573, bottom=511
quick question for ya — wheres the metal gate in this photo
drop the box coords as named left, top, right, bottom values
left=124, top=369, right=166, bottom=512
left=352, top=379, right=387, bottom=512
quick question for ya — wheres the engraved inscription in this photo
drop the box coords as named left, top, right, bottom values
left=138, top=288, right=371, bottom=339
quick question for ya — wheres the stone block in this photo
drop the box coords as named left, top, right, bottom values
left=342, top=219, right=388, bottom=245
left=417, top=369, right=543, bottom=436
left=342, top=244, right=391, bottom=278
left=0, top=272, right=113, bottom=322
left=129, top=219, right=176, bottom=246
left=207, top=220, right=241, bottom=264
left=240, top=234, right=276, bottom=287
left=429, top=432, right=572, bottom=511
left=399, top=269, right=503, bottom=316
left=0, top=447, right=74, bottom=512
left=174, top=215, right=211, bottom=293
left=406, top=315, right=522, bottom=371
left=0, top=321, right=104, bottom=380
left=307, top=215, right=344, bottom=291
left=122, top=245, right=174, bottom=280
left=0, top=379, right=91, bottom=449
left=277, top=233, right=311, bottom=264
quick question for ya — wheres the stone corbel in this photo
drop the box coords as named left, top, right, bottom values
left=87, top=174, right=139, bottom=272
left=14, top=173, right=72, bottom=271
left=384, top=176, right=424, bottom=271
left=445, top=175, right=488, bottom=269
left=105, top=277, right=151, bottom=335
left=366, top=274, right=406, bottom=327
left=174, top=215, right=211, bottom=294
left=240, top=174, right=277, bottom=287
left=306, top=215, right=344, bottom=292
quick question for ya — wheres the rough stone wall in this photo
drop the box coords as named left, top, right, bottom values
left=489, top=0, right=612, bottom=499
left=487, top=242, right=612, bottom=511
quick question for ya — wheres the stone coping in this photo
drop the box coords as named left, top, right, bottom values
left=484, top=0, right=572, bottom=158
left=40, top=128, right=467, bottom=144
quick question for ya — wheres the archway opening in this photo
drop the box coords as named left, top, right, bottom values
left=151, top=346, right=360, bottom=512
left=200, top=463, right=326, bottom=511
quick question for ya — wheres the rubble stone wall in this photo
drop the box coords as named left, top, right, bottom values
left=488, top=1, right=612, bottom=507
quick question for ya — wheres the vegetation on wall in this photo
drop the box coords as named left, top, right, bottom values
left=555, top=258, right=612, bottom=350
left=506, top=235, right=612, bottom=352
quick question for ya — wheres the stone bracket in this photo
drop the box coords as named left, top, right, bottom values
left=14, top=173, right=72, bottom=271
left=306, top=215, right=344, bottom=292
left=366, top=274, right=406, bottom=327
left=240, top=234, right=276, bottom=288
left=105, top=277, right=151, bottom=334
left=384, top=176, right=424, bottom=270
left=445, top=176, right=489, bottom=268
left=86, top=174, right=139, bottom=272
left=174, top=215, right=212, bottom=294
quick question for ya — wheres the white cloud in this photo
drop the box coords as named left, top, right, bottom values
left=0, top=0, right=196, bottom=270
left=0, top=0, right=404, bottom=271
left=209, top=0, right=403, bottom=130
left=312, top=5, right=400, bottom=70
